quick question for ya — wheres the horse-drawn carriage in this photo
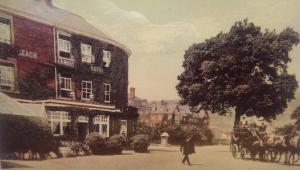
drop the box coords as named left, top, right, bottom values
left=230, top=125, right=300, bottom=164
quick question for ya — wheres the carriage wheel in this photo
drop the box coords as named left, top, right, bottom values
left=231, top=144, right=239, bottom=158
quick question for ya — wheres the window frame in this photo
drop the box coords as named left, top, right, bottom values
left=94, top=115, right=110, bottom=137
left=81, top=43, right=93, bottom=63
left=104, top=83, right=111, bottom=103
left=81, top=80, right=92, bottom=100
left=103, top=50, right=111, bottom=67
left=0, top=61, right=16, bottom=92
left=0, top=14, right=12, bottom=45
left=47, top=111, right=71, bottom=136
left=59, top=76, right=72, bottom=91
left=57, top=31, right=72, bottom=59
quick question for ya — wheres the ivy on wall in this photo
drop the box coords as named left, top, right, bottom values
left=19, top=66, right=55, bottom=100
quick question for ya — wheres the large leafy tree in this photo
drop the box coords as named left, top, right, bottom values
left=291, top=106, right=300, bottom=130
left=177, top=20, right=299, bottom=125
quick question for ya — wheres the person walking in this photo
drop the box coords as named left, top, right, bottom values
left=180, top=136, right=195, bottom=166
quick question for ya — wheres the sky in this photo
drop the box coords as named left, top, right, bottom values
left=52, top=0, right=300, bottom=117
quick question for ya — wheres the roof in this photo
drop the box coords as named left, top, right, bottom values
left=0, top=0, right=131, bottom=56
left=0, top=92, right=46, bottom=117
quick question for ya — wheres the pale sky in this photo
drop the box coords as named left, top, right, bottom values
left=52, top=0, right=300, bottom=116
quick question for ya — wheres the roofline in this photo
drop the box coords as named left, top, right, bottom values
left=0, top=5, right=132, bottom=56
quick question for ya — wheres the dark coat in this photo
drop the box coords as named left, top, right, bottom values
left=180, top=139, right=195, bottom=155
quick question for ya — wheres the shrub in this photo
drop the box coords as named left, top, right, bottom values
left=85, top=133, right=106, bottom=154
left=0, top=114, right=59, bottom=159
left=103, top=135, right=122, bottom=154
left=70, top=141, right=90, bottom=156
left=131, top=134, right=150, bottom=153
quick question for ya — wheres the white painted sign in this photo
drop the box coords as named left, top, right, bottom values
left=19, top=49, right=37, bottom=59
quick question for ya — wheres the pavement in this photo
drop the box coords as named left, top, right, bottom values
left=1, top=145, right=299, bottom=170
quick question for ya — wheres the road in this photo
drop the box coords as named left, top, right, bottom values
left=1, top=145, right=299, bottom=170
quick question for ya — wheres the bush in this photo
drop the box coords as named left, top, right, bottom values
left=103, top=135, right=122, bottom=154
left=0, top=114, right=59, bottom=159
left=70, top=141, right=90, bottom=156
left=85, top=133, right=123, bottom=155
left=85, top=133, right=106, bottom=154
left=131, top=134, right=150, bottom=153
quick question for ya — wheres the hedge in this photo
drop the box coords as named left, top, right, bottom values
left=85, top=133, right=123, bottom=155
left=0, top=113, right=59, bottom=159
left=131, top=134, right=150, bottom=153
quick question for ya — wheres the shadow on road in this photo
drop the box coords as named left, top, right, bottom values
left=1, top=161, right=32, bottom=169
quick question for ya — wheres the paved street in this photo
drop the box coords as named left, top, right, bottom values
left=1, top=145, right=299, bottom=170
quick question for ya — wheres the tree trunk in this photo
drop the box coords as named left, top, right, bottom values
left=234, top=107, right=242, bottom=127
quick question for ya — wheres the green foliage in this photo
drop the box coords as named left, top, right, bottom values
left=177, top=19, right=299, bottom=125
left=131, top=134, right=150, bottom=153
left=85, top=133, right=123, bottom=155
left=291, top=106, right=300, bottom=130
left=0, top=114, right=59, bottom=158
left=0, top=43, right=19, bottom=59
left=274, top=124, right=297, bottom=137
left=18, top=67, right=55, bottom=100
left=85, top=133, right=106, bottom=154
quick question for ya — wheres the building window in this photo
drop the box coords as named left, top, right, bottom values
left=104, top=83, right=111, bottom=103
left=94, top=115, right=109, bottom=137
left=47, top=111, right=71, bottom=135
left=103, top=50, right=111, bottom=67
left=59, top=76, right=72, bottom=98
left=82, top=80, right=92, bottom=100
left=0, top=64, right=15, bottom=91
left=58, top=34, right=71, bottom=59
left=81, top=43, right=93, bottom=63
left=0, top=17, right=11, bottom=44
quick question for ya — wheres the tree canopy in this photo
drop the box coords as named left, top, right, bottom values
left=291, top=106, right=300, bottom=130
left=176, top=20, right=299, bottom=125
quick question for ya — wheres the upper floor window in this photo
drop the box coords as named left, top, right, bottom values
left=104, top=83, right=111, bottom=103
left=81, top=43, right=93, bottom=63
left=103, top=50, right=111, bottom=67
left=0, top=63, right=15, bottom=91
left=58, top=33, right=71, bottom=59
left=82, top=80, right=92, bottom=100
left=0, top=17, right=11, bottom=44
left=59, top=76, right=73, bottom=99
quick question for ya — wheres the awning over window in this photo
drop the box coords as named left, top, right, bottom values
left=0, top=92, right=46, bottom=117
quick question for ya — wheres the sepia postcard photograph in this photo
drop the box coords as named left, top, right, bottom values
left=0, top=0, right=300, bottom=170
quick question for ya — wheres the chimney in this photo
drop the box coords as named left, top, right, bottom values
left=129, top=87, right=135, bottom=99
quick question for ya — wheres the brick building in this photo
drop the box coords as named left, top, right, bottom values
left=0, top=0, right=138, bottom=139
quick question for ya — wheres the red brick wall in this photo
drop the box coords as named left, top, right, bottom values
left=13, top=16, right=54, bottom=78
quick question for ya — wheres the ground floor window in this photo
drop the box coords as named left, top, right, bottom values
left=47, top=111, right=71, bottom=135
left=94, top=115, right=109, bottom=137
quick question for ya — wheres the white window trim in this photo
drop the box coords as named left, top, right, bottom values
left=81, top=80, right=92, bottom=100
left=0, top=13, right=13, bottom=45
left=103, top=50, right=111, bottom=67
left=0, top=64, right=15, bottom=91
left=47, top=111, right=71, bottom=136
left=81, top=43, right=93, bottom=63
left=104, top=83, right=111, bottom=103
left=59, top=76, right=72, bottom=91
left=94, top=115, right=110, bottom=137
left=57, top=30, right=72, bottom=60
